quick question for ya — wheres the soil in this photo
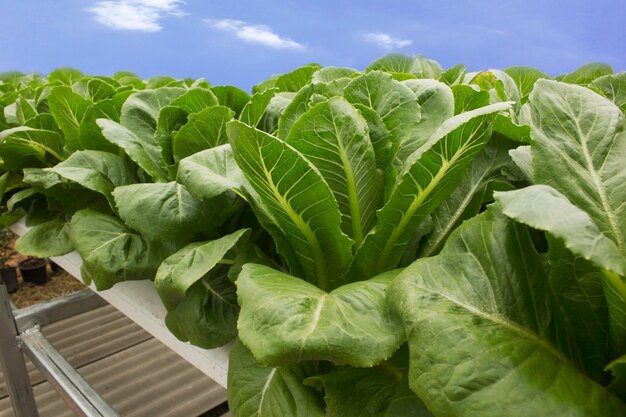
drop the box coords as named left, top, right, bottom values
left=1, top=229, right=86, bottom=309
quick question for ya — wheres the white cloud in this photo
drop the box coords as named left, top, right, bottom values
left=206, top=19, right=305, bottom=51
left=88, top=0, right=186, bottom=32
left=362, top=33, right=412, bottom=49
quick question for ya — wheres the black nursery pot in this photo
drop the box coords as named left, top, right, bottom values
left=49, top=260, right=61, bottom=274
left=19, top=258, right=48, bottom=285
left=0, top=266, right=19, bottom=293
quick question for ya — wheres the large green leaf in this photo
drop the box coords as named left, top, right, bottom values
left=400, top=79, right=455, bottom=159
left=495, top=185, right=626, bottom=276
left=70, top=209, right=171, bottom=290
left=0, top=172, right=11, bottom=203
left=46, top=150, right=137, bottom=208
left=367, top=54, right=443, bottom=79
left=312, top=67, right=358, bottom=83
left=177, top=144, right=301, bottom=276
left=228, top=340, right=325, bottom=417
left=561, top=63, right=613, bottom=86
left=495, top=183, right=626, bottom=354
left=146, top=76, right=178, bottom=89
left=349, top=104, right=393, bottom=171
left=547, top=237, right=611, bottom=382
left=48, top=68, right=83, bottom=86
left=237, top=264, right=403, bottom=367
left=0, top=104, right=9, bottom=130
left=176, top=144, right=304, bottom=278
left=228, top=121, right=353, bottom=291
left=257, top=92, right=295, bottom=135
left=530, top=80, right=625, bottom=254
left=286, top=97, right=382, bottom=244
left=276, top=83, right=342, bottom=139
left=504, top=66, right=549, bottom=102
left=72, top=77, right=117, bottom=102
left=471, top=69, right=522, bottom=105
left=113, top=182, right=219, bottom=241
left=177, top=144, right=246, bottom=201
left=6, top=189, right=37, bottom=212
left=253, top=76, right=279, bottom=94
left=168, top=87, right=219, bottom=114
left=388, top=208, right=625, bottom=417
left=78, top=92, right=130, bottom=153
left=119, top=88, right=186, bottom=137
left=451, top=85, right=490, bottom=114
left=155, top=229, right=249, bottom=310
left=239, top=88, right=278, bottom=127
left=22, top=167, right=95, bottom=214
left=508, top=145, right=533, bottom=182
left=0, top=127, right=65, bottom=170
left=211, top=86, right=250, bottom=118
left=590, top=72, right=626, bottom=111
left=351, top=102, right=510, bottom=278
left=418, top=139, right=515, bottom=257
left=119, top=87, right=186, bottom=158
left=154, top=105, right=188, bottom=167
left=172, top=105, right=235, bottom=162
left=468, top=70, right=533, bottom=143
left=273, top=64, right=321, bottom=93
left=164, top=274, right=238, bottom=348
left=344, top=72, right=421, bottom=163
left=152, top=88, right=222, bottom=166
left=3, top=102, right=19, bottom=125
left=0, top=208, right=26, bottom=227
left=155, top=230, right=248, bottom=349
left=23, top=167, right=68, bottom=190
left=304, top=357, right=434, bottom=417
left=24, top=197, right=58, bottom=227
left=15, top=98, right=37, bottom=124
left=47, top=86, right=92, bottom=152
left=15, top=219, right=73, bottom=257
left=440, top=64, right=466, bottom=86
left=113, top=71, right=145, bottom=89
left=24, top=113, right=61, bottom=133
left=97, top=119, right=167, bottom=181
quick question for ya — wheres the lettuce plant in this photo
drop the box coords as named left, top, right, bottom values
left=2, top=55, right=626, bottom=416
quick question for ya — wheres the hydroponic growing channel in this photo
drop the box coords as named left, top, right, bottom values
left=1, top=54, right=626, bottom=416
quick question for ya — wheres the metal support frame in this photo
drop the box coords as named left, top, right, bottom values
left=20, top=326, right=118, bottom=416
left=0, top=282, right=120, bottom=416
left=0, top=282, right=39, bottom=417
left=15, top=289, right=107, bottom=332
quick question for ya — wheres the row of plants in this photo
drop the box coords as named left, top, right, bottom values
left=1, top=54, right=625, bottom=416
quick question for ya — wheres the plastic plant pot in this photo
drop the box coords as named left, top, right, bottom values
left=49, top=260, right=61, bottom=274
left=19, top=257, right=48, bottom=285
left=0, top=265, right=19, bottom=293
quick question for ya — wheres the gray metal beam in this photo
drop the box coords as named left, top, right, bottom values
left=20, top=325, right=120, bottom=417
left=15, top=289, right=107, bottom=332
left=0, top=282, right=40, bottom=417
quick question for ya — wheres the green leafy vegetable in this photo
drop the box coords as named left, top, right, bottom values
left=70, top=209, right=172, bottom=290
left=388, top=208, right=625, bottom=417
left=237, top=265, right=403, bottom=367
left=228, top=340, right=325, bottom=417
left=228, top=120, right=353, bottom=291
left=15, top=219, right=73, bottom=257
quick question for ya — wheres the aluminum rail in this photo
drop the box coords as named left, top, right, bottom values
left=0, top=283, right=39, bottom=417
left=0, top=282, right=119, bottom=416
left=19, top=326, right=119, bottom=417
left=15, top=289, right=107, bottom=332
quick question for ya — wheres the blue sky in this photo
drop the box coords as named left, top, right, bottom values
left=1, top=0, right=625, bottom=91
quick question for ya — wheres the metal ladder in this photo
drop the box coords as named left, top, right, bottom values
left=0, top=282, right=119, bottom=417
